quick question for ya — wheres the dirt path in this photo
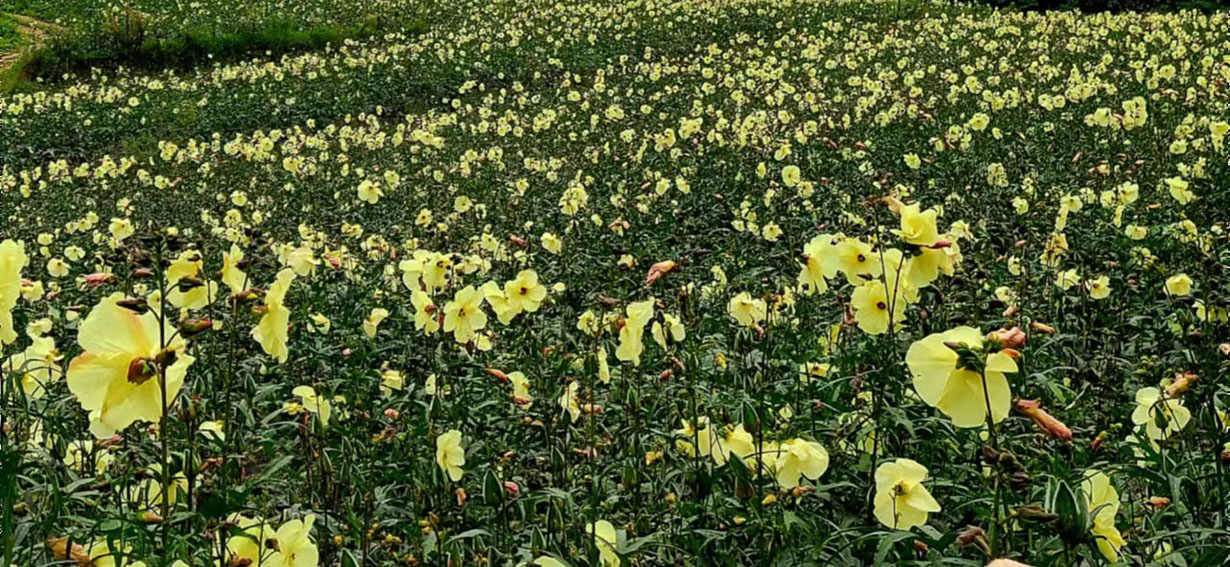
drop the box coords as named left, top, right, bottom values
left=0, top=14, right=65, bottom=71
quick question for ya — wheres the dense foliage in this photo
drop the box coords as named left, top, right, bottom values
left=1, top=1, right=1229, bottom=566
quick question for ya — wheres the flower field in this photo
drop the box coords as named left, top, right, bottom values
left=1, top=0, right=1229, bottom=565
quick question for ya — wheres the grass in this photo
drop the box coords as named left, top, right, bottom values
left=1, top=16, right=424, bottom=90
left=0, top=15, right=20, bottom=52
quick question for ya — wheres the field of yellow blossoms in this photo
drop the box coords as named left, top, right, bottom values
left=1, top=0, right=1229, bottom=565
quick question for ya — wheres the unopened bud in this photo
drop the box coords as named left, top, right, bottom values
left=485, top=368, right=509, bottom=382
left=1029, top=321, right=1056, bottom=334
left=1014, top=505, right=1058, bottom=522
left=1165, top=372, right=1197, bottom=397
left=1147, top=496, right=1171, bottom=509
left=956, top=525, right=992, bottom=556
left=992, top=326, right=1027, bottom=349
left=84, top=273, right=116, bottom=287
left=180, top=318, right=213, bottom=336
left=1014, top=399, right=1072, bottom=442
left=117, top=297, right=149, bottom=313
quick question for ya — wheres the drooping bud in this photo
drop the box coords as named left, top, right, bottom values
left=956, top=525, right=990, bottom=556
left=1029, top=321, right=1056, bottom=334
left=127, top=357, right=157, bottom=385
left=991, top=326, right=1027, bottom=349
left=46, top=537, right=91, bottom=565
left=117, top=297, right=149, bottom=313
left=646, top=259, right=677, bottom=286
left=1164, top=371, right=1197, bottom=397
left=180, top=318, right=213, bottom=337
left=1014, top=399, right=1072, bottom=442
left=485, top=368, right=509, bottom=383
left=84, top=273, right=117, bottom=287
left=1014, top=505, right=1058, bottom=522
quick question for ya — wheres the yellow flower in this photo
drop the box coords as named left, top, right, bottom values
left=1165, top=177, right=1194, bottom=205
left=166, top=251, right=217, bottom=310
left=5, top=335, right=61, bottom=398
left=268, top=515, right=319, bottom=567
left=225, top=515, right=272, bottom=566
left=357, top=179, right=383, bottom=204
left=904, top=153, right=921, bottom=169
left=714, top=423, right=756, bottom=465
left=615, top=298, right=655, bottom=366
left=587, top=520, right=620, bottom=567
left=509, top=371, right=532, bottom=406
left=436, top=429, right=465, bottom=481
left=1131, top=387, right=1190, bottom=442
left=252, top=269, right=296, bottom=363
left=109, top=218, right=135, bottom=242
left=503, top=269, right=548, bottom=314
left=559, top=381, right=581, bottom=423
left=67, top=293, right=195, bottom=438
left=287, top=246, right=320, bottom=277
left=0, top=239, right=28, bottom=345
left=362, top=308, right=389, bottom=339
left=675, top=417, right=716, bottom=458
left=766, top=438, right=829, bottom=489
left=221, top=244, right=248, bottom=294
left=371, top=366, right=402, bottom=397
left=651, top=313, right=685, bottom=348
left=906, top=327, right=1017, bottom=428
left=897, top=203, right=941, bottom=246
left=873, top=458, right=940, bottom=530
left=1083, top=470, right=1125, bottom=562
left=46, top=257, right=69, bottom=278
left=834, top=238, right=879, bottom=286
left=292, top=385, right=332, bottom=427
left=1055, top=269, right=1080, bottom=291
left=541, top=232, right=562, bottom=254
left=727, top=292, right=766, bottom=327
left=1086, top=276, right=1111, bottom=300
left=443, top=286, right=488, bottom=344
left=781, top=165, right=801, bottom=187
left=1164, top=273, right=1192, bottom=296
left=797, top=234, right=841, bottom=295
left=850, top=280, right=906, bottom=335
left=411, top=290, right=440, bottom=334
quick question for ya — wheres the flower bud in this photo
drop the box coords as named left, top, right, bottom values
left=646, top=259, right=677, bottom=286
left=1029, top=321, right=1056, bottom=334
left=1165, top=371, right=1197, bottom=397
left=991, top=326, right=1027, bottom=349
left=485, top=368, right=509, bottom=382
left=180, top=318, right=213, bottom=337
left=116, top=297, right=149, bottom=313
left=1147, top=496, right=1171, bottom=510
left=84, top=273, right=116, bottom=287
left=956, top=525, right=992, bottom=556
left=1014, top=505, right=1058, bottom=522
left=1014, top=399, right=1072, bottom=442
